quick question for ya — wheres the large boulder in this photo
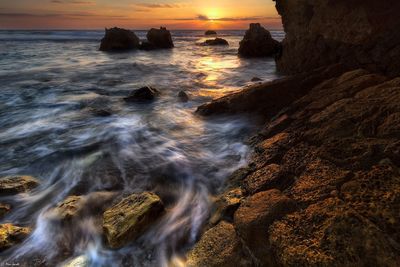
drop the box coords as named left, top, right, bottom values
left=103, top=192, right=164, bottom=248
left=238, top=23, right=280, bottom=57
left=99, top=27, right=140, bottom=51
left=0, top=175, right=39, bottom=196
left=201, top=38, right=229, bottom=46
left=186, top=221, right=252, bottom=267
left=0, top=223, right=31, bottom=251
left=146, top=27, right=174, bottom=49
left=123, top=86, right=160, bottom=102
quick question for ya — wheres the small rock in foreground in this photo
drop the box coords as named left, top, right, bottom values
left=103, top=192, right=164, bottom=248
left=251, top=77, right=263, bottom=82
left=0, top=175, right=40, bottom=196
left=178, top=91, right=189, bottom=102
left=0, top=223, right=31, bottom=252
left=123, top=86, right=160, bottom=102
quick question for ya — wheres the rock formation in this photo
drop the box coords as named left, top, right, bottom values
left=123, top=86, right=160, bottom=102
left=99, top=27, right=140, bottom=51
left=0, top=223, right=31, bottom=251
left=103, top=192, right=164, bottom=248
left=200, top=38, right=229, bottom=46
left=178, top=91, right=189, bottom=102
left=205, top=30, right=217, bottom=35
left=146, top=27, right=174, bottom=49
left=274, top=0, right=400, bottom=77
left=0, top=175, right=39, bottom=196
left=238, top=23, right=280, bottom=58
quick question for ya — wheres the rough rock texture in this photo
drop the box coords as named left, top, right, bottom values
left=238, top=23, right=280, bottom=58
left=200, top=38, right=229, bottom=46
left=0, top=203, right=11, bottom=219
left=186, top=221, right=252, bottom=267
left=0, top=223, right=31, bottom=251
left=0, top=175, right=39, bottom=196
left=274, top=0, right=400, bottom=77
left=209, top=188, right=243, bottom=225
left=146, top=27, right=174, bottom=49
left=99, top=27, right=140, bottom=51
left=123, top=86, right=160, bottom=102
left=195, top=68, right=400, bottom=265
left=103, top=192, right=164, bottom=248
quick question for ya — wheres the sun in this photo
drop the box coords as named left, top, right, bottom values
left=205, top=8, right=221, bottom=20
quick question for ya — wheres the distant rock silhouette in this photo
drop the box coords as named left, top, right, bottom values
left=238, top=23, right=280, bottom=58
left=205, top=30, right=217, bottom=35
left=99, top=27, right=140, bottom=51
left=123, top=86, right=160, bottom=102
left=146, top=27, right=174, bottom=49
left=201, top=38, right=229, bottom=46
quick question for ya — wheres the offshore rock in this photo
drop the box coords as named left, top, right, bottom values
left=0, top=175, right=39, bottom=196
left=186, top=221, right=252, bottom=267
left=123, top=86, right=160, bottom=102
left=0, top=223, right=31, bottom=251
left=103, top=192, right=164, bottom=248
left=99, top=27, right=140, bottom=51
left=205, top=30, right=217, bottom=35
left=178, top=90, right=189, bottom=102
left=238, top=23, right=280, bottom=57
left=146, top=27, right=174, bottom=49
left=201, top=38, right=229, bottom=46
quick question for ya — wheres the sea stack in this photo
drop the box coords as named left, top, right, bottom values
left=238, top=23, right=280, bottom=58
left=145, top=27, right=174, bottom=49
left=99, top=27, right=140, bottom=51
left=205, top=30, right=217, bottom=35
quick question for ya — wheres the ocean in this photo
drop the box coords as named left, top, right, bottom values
left=0, top=30, right=284, bottom=266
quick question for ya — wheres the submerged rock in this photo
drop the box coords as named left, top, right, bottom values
left=0, top=203, right=11, bottom=219
left=103, top=192, right=164, bottom=248
left=0, top=175, right=39, bottom=196
left=123, top=86, right=160, bottom=102
left=178, top=90, right=189, bottom=102
left=251, top=77, right=262, bottom=82
left=186, top=221, right=252, bottom=267
left=146, top=27, right=174, bottom=49
left=99, top=27, right=140, bottom=51
left=238, top=23, right=280, bottom=57
left=0, top=223, right=31, bottom=251
left=201, top=38, right=229, bottom=46
left=62, top=255, right=89, bottom=267
left=205, top=30, right=217, bottom=35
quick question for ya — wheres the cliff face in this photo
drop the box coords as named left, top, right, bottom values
left=274, top=0, right=400, bottom=77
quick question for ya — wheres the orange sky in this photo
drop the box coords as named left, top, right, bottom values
left=0, top=0, right=281, bottom=29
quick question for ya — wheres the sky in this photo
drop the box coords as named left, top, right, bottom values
left=0, top=0, right=281, bottom=30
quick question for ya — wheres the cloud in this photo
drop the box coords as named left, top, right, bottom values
left=0, top=11, right=129, bottom=19
left=171, top=14, right=281, bottom=22
left=134, top=3, right=183, bottom=9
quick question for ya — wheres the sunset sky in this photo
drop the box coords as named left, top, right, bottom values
left=0, top=0, right=281, bottom=30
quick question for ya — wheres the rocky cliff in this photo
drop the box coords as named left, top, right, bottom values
left=274, top=0, right=400, bottom=77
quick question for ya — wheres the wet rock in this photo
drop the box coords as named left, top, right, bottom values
left=0, top=203, right=11, bottom=219
left=0, top=223, right=31, bottom=251
left=251, top=77, right=262, bottom=82
left=138, top=41, right=157, bottom=51
left=234, top=189, right=297, bottom=265
left=238, top=23, right=280, bottom=58
left=62, top=255, right=89, bottom=267
left=88, top=108, right=112, bottom=117
left=0, top=175, right=39, bottom=196
left=103, top=192, right=164, bottom=248
left=123, top=86, right=160, bottom=102
left=99, top=27, right=140, bottom=51
left=146, top=27, right=174, bottom=49
left=200, top=38, right=229, bottom=46
left=186, top=221, right=252, bottom=267
left=46, top=192, right=116, bottom=223
left=209, top=188, right=243, bottom=225
left=177, top=90, right=189, bottom=102
left=205, top=30, right=217, bottom=35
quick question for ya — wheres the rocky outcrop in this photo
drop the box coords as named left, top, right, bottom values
left=186, top=221, right=252, bottom=267
left=0, top=175, right=39, bottom=196
left=205, top=30, right=217, bottom=35
left=103, top=192, right=164, bottom=248
left=200, top=38, right=229, bottom=46
left=238, top=23, right=280, bottom=58
left=194, top=68, right=400, bottom=265
left=99, top=27, right=140, bottom=51
left=123, top=86, right=160, bottom=102
left=178, top=91, right=189, bottom=102
left=146, top=27, right=174, bottom=49
left=0, top=223, right=31, bottom=251
left=274, top=0, right=400, bottom=77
